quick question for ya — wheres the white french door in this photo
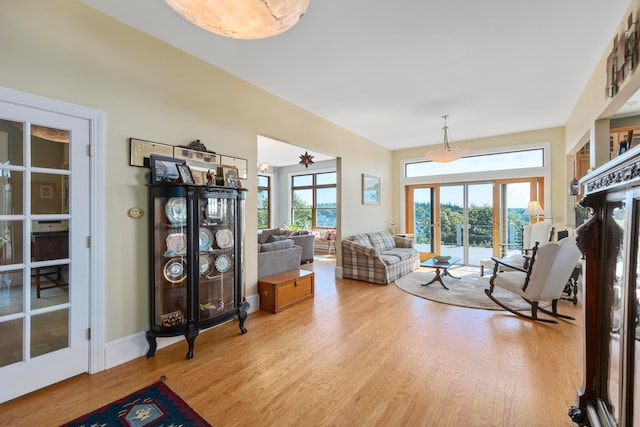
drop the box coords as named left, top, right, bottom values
left=0, top=99, right=91, bottom=403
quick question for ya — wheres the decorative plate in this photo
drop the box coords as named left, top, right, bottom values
left=199, top=254, right=215, bottom=277
left=215, top=229, right=234, bottom=249
left=165, top=197, right=187, bottom=226
left=165, top=233, right=186, bottom=255
left=163, top=258, right=186, bottom=283
left=214, top=254, right=231, bottom=273
left=199, top=228, right=214, bottom=252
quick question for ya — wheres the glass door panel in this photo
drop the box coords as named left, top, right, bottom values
left=467, top=183, right=493, bottom=266
left=606, top=202, right=625, bottom=422
left=407, top=186, right=437, bottom=260
left=0, top=102, right=90, bottom=403
left=439, top=185, right=464, bottom=261
left=497, top=181, right=531, bottom=258
left=634, top=199, right=640, bottom=426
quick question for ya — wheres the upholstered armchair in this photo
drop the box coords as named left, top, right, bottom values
left=480, top=221, right=554, bottom=276
left=484, top=237, right=581, bottom=323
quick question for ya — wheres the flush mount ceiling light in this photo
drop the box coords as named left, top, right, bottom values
left=165, top=0, right=310, bottom=40
left=425, top=115, right=468, bottom=163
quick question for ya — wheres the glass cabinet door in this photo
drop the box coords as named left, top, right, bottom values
left=151, top=191, right=188, bottom=329
left=634, top=199, right=640, bottom=425
left=604, top=201, right=626, bottom=423
left=197, top=190, right=236, bottom=325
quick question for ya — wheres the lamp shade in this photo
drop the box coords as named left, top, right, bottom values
left=165, top=0, right=309, bottom=40
left=524, top=200, right=544, bottom=216
left=425, top=147, right=468, bottom=162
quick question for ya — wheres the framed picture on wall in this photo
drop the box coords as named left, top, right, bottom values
left=362, top=174, right=380, bottom=205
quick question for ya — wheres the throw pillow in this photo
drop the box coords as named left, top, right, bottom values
left=258, top=228, right=279, bottom=244
left=266, top=234, right=288, bottom=243
left=259, top=239, right=294, bottom=252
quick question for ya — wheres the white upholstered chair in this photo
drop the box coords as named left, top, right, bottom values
left=484, top=236, right=581, bottom=323
left=479, top=221, right=554, bottom=276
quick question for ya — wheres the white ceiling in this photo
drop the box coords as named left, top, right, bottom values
left=81, top=0, right=632, bottom=164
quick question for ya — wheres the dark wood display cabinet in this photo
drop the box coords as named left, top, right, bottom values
left=146, top=183, right=248, bottom=359
left=570, top=148, right=640, bottom=426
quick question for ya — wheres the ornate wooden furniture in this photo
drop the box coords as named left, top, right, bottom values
left=146, top=183, right=248, bottom=359
left=570, top=148, right=640, bottom=426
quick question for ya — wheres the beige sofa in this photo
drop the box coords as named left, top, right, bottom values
left=342, top=230, right=419, bottom=285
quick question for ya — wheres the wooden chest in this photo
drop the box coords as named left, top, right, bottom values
left=258, top=269, right=314, bottom=313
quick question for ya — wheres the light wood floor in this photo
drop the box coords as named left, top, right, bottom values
left=1, top=257, right=583, bottom=426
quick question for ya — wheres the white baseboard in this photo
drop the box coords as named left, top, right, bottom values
left=104, top=293, right=260, bottom=370
left=335, top=266, right=343, bottom=279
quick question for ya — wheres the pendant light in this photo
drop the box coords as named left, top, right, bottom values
left=569, top=161, right=580, bottom=196
left=425, top=115, right=468, bottom=163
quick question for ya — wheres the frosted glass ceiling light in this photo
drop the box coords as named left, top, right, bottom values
left=165, top=0, right=310, bottom=40
left=425, top=115, right=468, bottom=163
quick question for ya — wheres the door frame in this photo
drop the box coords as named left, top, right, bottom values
left=405, top=178, right=544, bottom=265
left=0, top=87, right=106, bottom=373
left=405, top=184, right=439, bottom=261
left=492, top=177, right=544, bottom=258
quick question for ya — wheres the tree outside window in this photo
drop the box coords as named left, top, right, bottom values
left=291, top=172, right=336, bottom=229
left=257, top=175, right=270, bottom=229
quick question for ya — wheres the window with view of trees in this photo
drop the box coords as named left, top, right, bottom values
left=291, top=172, right=336, bottom=229
left=257, top=175, right=270, bottom=229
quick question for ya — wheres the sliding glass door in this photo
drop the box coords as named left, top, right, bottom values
left=436, top=183, right=493, bottom=265
left=406, top=178, right=542, bottom=266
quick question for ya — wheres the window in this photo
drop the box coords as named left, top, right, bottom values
left=257, top=175, right=270, bottom=229
left=291, top=172, right=336, bottom=229
left=405, top=148, right=544, bottom=178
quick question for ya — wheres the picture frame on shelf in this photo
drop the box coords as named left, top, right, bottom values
left=222, top=165, right=242, bottom=188
left=362, top=174, right=380, bottom=205
left=190, top=169, right=206, bottom=185
left=220, top=155, right=248, bottom=180
left=149, top=154, right=183, bottom=183
left=177, top=163, right=195, bottom=184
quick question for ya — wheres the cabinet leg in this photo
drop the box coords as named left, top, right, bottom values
left=185, top=329, right=198, bottom=359
left=238, top=300, right=250, bottom=334
left=145, top=333, right=157, bottom=358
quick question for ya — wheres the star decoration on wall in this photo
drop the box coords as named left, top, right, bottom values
left=299, top=151, right=315, bottom=169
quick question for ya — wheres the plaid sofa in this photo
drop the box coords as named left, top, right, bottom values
left=342, top=231, right=419, bottom=285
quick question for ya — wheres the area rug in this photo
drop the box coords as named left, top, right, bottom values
left=61, top=381, right=212, bottom=427
left=394, top=269, right=548, bottom=311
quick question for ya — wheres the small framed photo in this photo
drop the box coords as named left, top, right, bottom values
left=177, top=163, right=194, bottom=184
left=149, top=154, right=183, bottom=183
left=362, top=174, right=380, bottom=205
left=222, top=166, right=242, bottom=188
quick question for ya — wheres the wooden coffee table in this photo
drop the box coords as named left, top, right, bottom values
left=420, top=257, right=461, bottom=290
